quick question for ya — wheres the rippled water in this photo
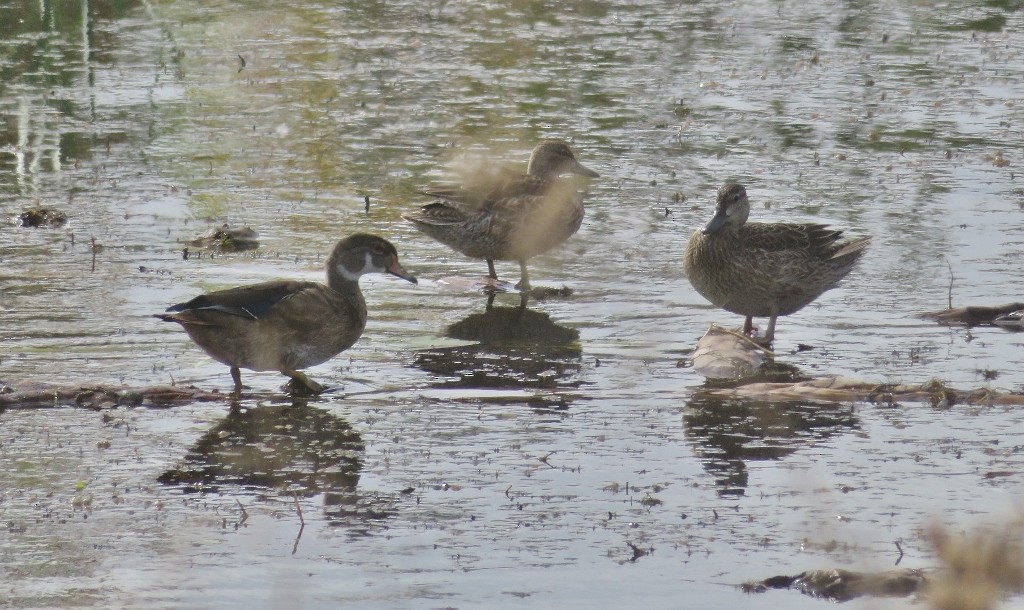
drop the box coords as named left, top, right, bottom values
left=2, top=0, right=1023, bottom=608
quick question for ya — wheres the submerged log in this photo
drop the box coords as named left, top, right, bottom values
left=0, top=381, right=226, bottom=409
left=687, top=324, right=1024, bottom=405
left=921, top=302, right=1024, bottom=327
left=697, top=376, right=1024, bottom=406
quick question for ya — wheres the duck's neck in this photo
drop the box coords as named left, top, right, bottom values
left=326, top=265, right=364, bottom=295
left=326, top=273, right=367, bottom=319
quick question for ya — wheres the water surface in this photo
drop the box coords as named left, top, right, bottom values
left=2, top=0, right=1023, bottom=608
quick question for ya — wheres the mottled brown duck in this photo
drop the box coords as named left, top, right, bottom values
left=683, top=183, right=870, bottom=343
left=156, top=233, right=417, bottom=393
left=402, top=140, right=599, bottom=290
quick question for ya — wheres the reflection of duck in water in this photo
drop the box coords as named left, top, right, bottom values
left=448, top=301, right=579, bottom=346
left=684, top=184, right=870, bottom=344
left=415, top=302, right=582, bottom=390
left=156, top=234, right=416, bottom=394
left=158, top=400, right=363, bottom=495
left=403, top=141, right=599, bottom=290
left=683, top=395, right=858, bottom=496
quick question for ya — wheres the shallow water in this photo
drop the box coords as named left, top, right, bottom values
left=2, top=0, right=1023, bottom=608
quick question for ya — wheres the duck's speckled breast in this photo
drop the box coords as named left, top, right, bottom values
left=683, top=227, right=772, bottom=316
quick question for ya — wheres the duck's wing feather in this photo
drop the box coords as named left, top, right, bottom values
left=402, top=200, right=473, bottom=226
left=166, top=280, right=317, bottom=320
left=407, top=174, right=555, bottom=225
left=479, top=175, right=559, bottom=214
left=743, top=223, right=845, bottom=255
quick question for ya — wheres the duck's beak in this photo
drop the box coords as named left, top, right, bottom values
left=701, top=206, right=729, bottom=235
left=387, top=257, right=418, bottom=284
left=570, top=160, right=600, bottom=179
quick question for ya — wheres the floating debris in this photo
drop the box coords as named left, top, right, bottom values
left=992, top=309, right=1024, bottom=329
left=187, top=223, right=260, bottom=252
left=18, top=208, right=68, bottom=228
left=138, top=266, right=172, bottom=275
left=921, top=302, right=1024, bottom=327
left=529, top=285, right=573, bottom=301
left=743, top=568, right=928, bottom=602
left=688, top=324, right=772, bottom=379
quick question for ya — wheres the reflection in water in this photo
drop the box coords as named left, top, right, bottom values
left=683, top=396, right=859, bottom=497
left=415, top=302, right=582, bottom=391
left=0, top=0, right=145, bottom=197
left=158, top=400, right=387, bottom=522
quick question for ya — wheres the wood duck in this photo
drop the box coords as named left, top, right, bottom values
left=684, top=183, right=870, bottom=344
left=156, top=233, right=416, bottom=393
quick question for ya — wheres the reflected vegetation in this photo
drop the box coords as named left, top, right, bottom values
left=683, top=396, right=859, bottom=496
left=415, top=299, right=582, bottom=392
left=158, top=399, right=393, bottom=522
left=0, top=0, right=147, bottom=197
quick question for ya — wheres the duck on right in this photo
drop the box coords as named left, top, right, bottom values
left=683, top=183, right=871, bottom=345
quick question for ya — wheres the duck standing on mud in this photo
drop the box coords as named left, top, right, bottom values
left=683, top=183, right=870, bottom=344
left=402, top=140, right=599, bottom=290
left=156, top=233, right=417, bottom=394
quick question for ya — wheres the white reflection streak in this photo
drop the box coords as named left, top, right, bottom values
left=78, top=0, right=91, bottom=174
left=29, top=118, right=43, bottom=188
left=82, top=0, right=90, bottom=70
left=15, top=97, right=29, bottom=193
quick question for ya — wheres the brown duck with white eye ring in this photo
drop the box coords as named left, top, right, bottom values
left=402, top=140, right=599, bottom=290
left=156, top=233, right=417, bottom=394
left=684, top=183, right=870, bottom=344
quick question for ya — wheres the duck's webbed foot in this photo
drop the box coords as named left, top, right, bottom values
left=282, top=370, right=327, bottom=395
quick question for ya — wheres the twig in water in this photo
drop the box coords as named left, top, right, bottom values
left=236, top=499, right=248, bottom=525
left=946, top=258, right=955, bottom=310
left=292, top=491, right=305, bottom=527
left=627, top=542, right=648, bottom=562
left=895, top=539, right=905, bottom=566
left=292, top=492, right=305, bottom=555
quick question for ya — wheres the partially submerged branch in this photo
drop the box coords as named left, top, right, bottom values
left=0, top=381, right=226, bottom=409
left=921, top=302, right=1024, bottom=327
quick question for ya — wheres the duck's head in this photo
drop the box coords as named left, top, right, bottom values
left=526, top=140, right=600, bottom=181
left=328, top=233, right=418, bottom=284
left=701, top=183, right=750, bottom=235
